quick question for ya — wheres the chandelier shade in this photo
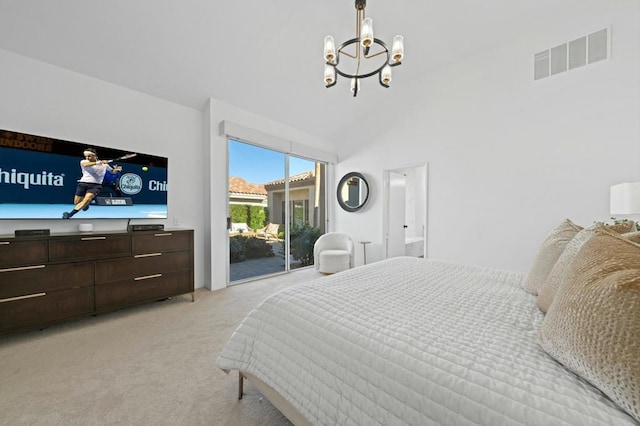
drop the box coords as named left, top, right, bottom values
left=392, top=35, right=404, bottom=62
left=324, top=36, right=336, bottom=64
left=360, top=18, right=374, bottom=48
left=323, top=0, right=404, bottom=97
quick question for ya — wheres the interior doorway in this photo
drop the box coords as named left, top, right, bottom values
left=382, top=163, right=428, bottom=259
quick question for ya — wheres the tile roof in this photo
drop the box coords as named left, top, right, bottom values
left=229, top=176, right=267, bottom=196
left=264, top=170, right=315, bottom=187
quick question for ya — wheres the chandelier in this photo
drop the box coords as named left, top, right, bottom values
left=323, top=0, right=404, bottom=97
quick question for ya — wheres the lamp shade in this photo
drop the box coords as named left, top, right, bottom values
left=324, top=65, right=335, bottom=85
left=324, top=36, right=336, bottom=63
left=360, top=18, right=373, bottom=47
left=381, top=64, right=392, bottom=85
left=610, top=182, right=640, bottom=214
left=392, top=35, right=404, bottom=63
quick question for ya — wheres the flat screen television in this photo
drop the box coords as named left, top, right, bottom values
left=0, top=128, right=168, bottom=219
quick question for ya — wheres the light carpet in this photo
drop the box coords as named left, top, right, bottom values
left=0, top=268, right=324, bottom=425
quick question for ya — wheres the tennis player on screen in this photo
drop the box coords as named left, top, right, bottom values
left=62, top=148, right=122, bottom=219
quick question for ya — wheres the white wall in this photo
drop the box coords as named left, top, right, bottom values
left=1, top=1, right=636, bottom=287
left=334, top=2, right=640, bottom=273
left=206, top=98, right=337, bottom=290
left=0, top=50, right=337, bottom=292
left=0, top=50, right=207, bottom=288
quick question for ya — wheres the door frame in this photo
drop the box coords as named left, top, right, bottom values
left=226, top=137, right=329, bottom=285
left=382, top=162, right=428, bottom=259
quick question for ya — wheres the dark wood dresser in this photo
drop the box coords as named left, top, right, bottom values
left=0, top=229, right=194, bottom=335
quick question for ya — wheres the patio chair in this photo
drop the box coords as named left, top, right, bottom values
left=256, top=223, right=280, bottom=240
left=313, top=232, right=354, bottom=274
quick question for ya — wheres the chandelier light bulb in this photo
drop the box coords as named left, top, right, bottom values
left=392, top=35, right=404, bottom=63
left=381, top=65, right=392, bottom=85
left=324, top=35, right=336, bottom=63
left=360, top=18, right=373, bottom=48
left=324, top=65, right=336, bottom=85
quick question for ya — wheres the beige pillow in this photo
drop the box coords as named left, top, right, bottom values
left=523, top=219, right=583, bottom=295
left=536, top=222, right=636, bottom=313
left=606, top=220, right=636, bottom=234
left=538, top=229, right=640, bottom=423
left=536, top=223, right=601, bottom=312
left=622, top=231, right=640, bottom=244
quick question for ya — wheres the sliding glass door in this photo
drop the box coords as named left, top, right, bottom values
left=285, top=156, right=326, bottom=271
left=228, top=139, right=326, bottom=283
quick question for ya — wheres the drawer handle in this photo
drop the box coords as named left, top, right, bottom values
left=134, top=253, right=162, bottom=258
left=0, top=241, right=10, bottom=245
left=81, top=236, right=107, bottom=241
left=0, top=292, right=46, bottom=303
left=134, top=273, right=162, bottom=281
left=0, top=265, right=46, bottom=273
left=154, top=233, right=173, bottom=237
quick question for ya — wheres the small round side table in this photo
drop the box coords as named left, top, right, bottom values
left=358, top=241, right=372, bottom=265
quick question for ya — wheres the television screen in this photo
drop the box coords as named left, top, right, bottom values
left=0, top=129, right=168, bottom=219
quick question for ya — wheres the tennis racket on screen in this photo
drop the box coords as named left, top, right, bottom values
left=106, top=153, right=137, bottom=163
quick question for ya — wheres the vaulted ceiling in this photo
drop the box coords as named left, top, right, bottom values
left=0, top=0, right=586, bottom=142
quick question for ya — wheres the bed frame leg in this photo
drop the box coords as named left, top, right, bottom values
left=238, top=371, right=244, bottom=400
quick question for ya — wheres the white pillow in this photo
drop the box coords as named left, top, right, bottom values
left=231, top=223, right=249, bottom=233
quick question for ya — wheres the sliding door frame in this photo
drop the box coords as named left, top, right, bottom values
left=226, top=136, right=328, bottom=285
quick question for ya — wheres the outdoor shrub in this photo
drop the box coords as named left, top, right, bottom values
left=230, top=204, right=267, bottom=231
left=248, top=206, right=266, bottom=230
left=229, top=236, right=247, bottom=263
left=244, top=237, right=274, bottom=259
left=290, top=223, right=322, bottom=266
left=230, top=236, right=274, bottom=263
left=229, top=204, right=248, bottom=223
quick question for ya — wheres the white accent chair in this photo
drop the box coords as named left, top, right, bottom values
left=314, top=232, right=354, bottom=274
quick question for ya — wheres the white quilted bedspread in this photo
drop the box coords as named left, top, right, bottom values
left=216, top=257, right=637, bottom=425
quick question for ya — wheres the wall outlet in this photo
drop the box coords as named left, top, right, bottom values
left=173, top=217, right=179, bottom=226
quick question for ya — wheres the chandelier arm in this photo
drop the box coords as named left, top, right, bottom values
left=340, top=51, right=358, bottom=60
left=364, top=38, right=389, bottom=56
left=335, top=66, right=385, bottom=80
left=363, top=50, right=387, bottom=60
left=336, top=38, right=389, bottom=60
left=336, top=37, right=361, bottom=59
left=379, top=72, right=389, bottom=88
left=332, top=38, right=392, bottom=79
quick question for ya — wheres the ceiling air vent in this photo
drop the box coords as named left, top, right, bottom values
left=534, top=27, right=609, bottom=81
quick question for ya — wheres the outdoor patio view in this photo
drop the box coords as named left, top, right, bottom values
left=228, top=140, right=327, bottom=282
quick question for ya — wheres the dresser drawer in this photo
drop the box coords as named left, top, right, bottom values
left=95, top=270, right=192, bottom=311
left=49, top=235, right=131, bottom=261
left=95, top=251, right=191, bottom=285
left=132, top=231, right=191, bottom=254
left=0, top=240, right=48, bottom=268
left=0, top=262, right=94, bottom=299
left=0, top=286, right=94, bottom=333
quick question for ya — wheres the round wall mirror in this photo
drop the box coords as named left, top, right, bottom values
left=337, top=172, right=370, bottom=212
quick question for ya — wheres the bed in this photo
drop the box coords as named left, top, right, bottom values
left=216, top=225, right=640, bottom=425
